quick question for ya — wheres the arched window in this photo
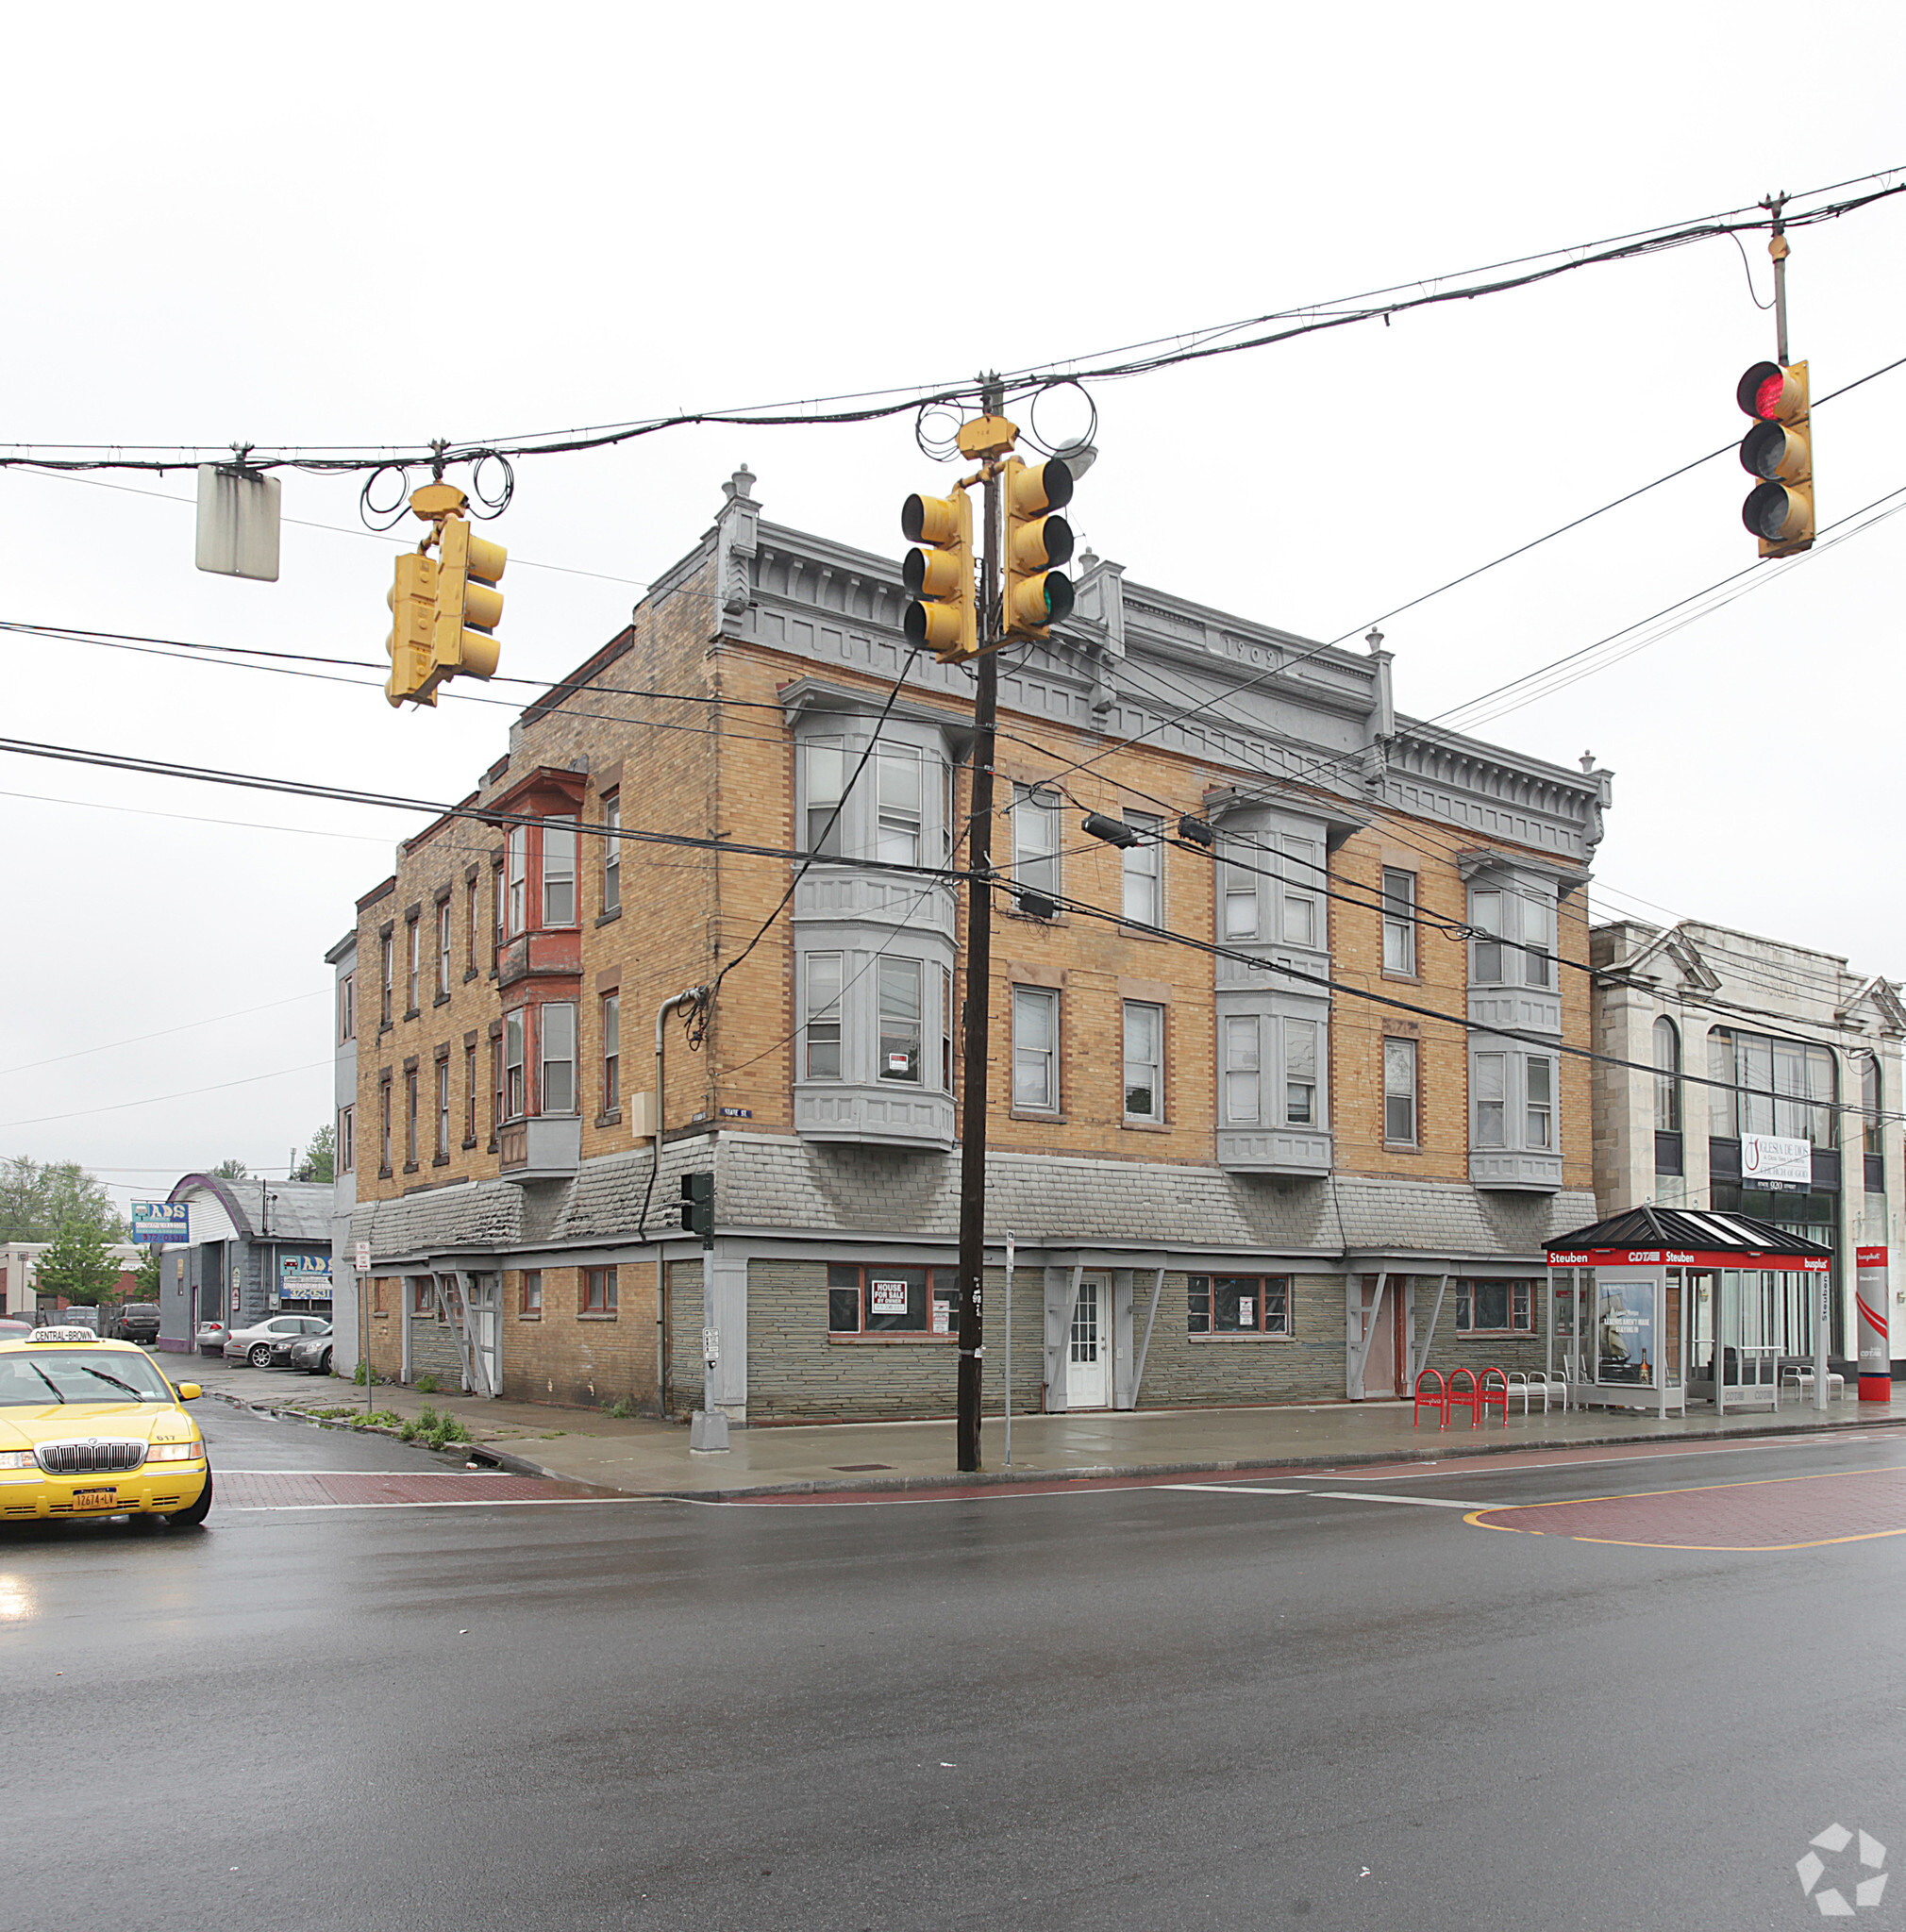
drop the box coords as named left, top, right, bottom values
left=1863, top=1055, right=1883, bottom=1158
left=1653, top=1015, right=1680, bottom=1132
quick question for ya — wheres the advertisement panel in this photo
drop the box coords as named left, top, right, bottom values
left=1740, top=1133, right=1813, bottom=1190
left=1596, top=1274, right=1657, bottom=1386
left=1856, top=1246, right=1891, bottom=1403
left=278, top=1254, right=334, bottom=1303
left=130, top=1201, right=189, bottom=1244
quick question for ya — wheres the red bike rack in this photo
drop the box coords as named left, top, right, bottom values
left=1446, top=1368, right=1481, bottom=1428
left=1413, top=1368, right=1449, bottom=1430
left=1480, top=1366, right=1510, bottom=1430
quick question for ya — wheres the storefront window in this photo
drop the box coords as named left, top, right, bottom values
left=828, top=1262, right=959, bottom=1336
left=1187, top=1274, right=1292, bottom=1336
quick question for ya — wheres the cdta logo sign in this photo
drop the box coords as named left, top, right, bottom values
left=1797, top=1824, right=1887, bottom=1915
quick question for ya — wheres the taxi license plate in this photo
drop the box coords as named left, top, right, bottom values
left=71, top=1487, right=119, bottom=1508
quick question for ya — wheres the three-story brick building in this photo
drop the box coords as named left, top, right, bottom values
left=344, top=466, right=1613, bottom=1424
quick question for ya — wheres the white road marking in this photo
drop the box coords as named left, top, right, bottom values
left=1159, top=1483, right=1502, bottom=1509
left=222, top=1497, right=650, bottom=1511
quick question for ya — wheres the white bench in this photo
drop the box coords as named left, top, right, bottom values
left=1781, top=1367, right=1846, bottom=1404
left=1507, top=1370, right=1563, bottom=1415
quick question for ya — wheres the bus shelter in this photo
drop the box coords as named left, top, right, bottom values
left=1545, top=1207, right=1834, bottom=1419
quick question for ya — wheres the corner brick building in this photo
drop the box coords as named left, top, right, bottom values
left=340, top=467, right=1613, bottom=1424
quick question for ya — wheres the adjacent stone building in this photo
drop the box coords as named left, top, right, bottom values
left=1591, top=917, right=1905, bottom=1370
left=153, top=1174, right=335, bottom=1352
left=344, top=467, right=1613, bottom=1424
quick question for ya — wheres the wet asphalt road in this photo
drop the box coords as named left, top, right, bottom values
left=7, top=1401, right=1906, bottom=1932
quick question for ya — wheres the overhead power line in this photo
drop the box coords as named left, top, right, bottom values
left=1, top=172, right=1898, bottom=475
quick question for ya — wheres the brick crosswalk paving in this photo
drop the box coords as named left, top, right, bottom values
left=218, top=1471, right=621, bottom=1510
left=1470, top=1465, right=1906, bottom=1549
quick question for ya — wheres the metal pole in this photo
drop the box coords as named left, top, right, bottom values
left=1003, top=1231, right=1014, bottom=1468
left=1763, top=192, right=1791, bottom=367
left=954, top=375, right=1003, bottom=1474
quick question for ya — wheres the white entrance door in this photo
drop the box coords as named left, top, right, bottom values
left=1066, top=1274, right=1112, bottom=1410
left=467, top=1274, right=499, bottom=1397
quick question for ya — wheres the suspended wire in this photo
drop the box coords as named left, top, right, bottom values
left=2, top=174, right=1898, bottom=475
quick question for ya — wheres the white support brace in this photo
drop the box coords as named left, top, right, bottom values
left=1130, top=1265, right=1168, bottom=1407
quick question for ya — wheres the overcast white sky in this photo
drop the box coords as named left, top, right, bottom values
left=2, top=2, right=1901, bottom=1209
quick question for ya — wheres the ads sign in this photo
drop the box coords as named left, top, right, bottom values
left=130, top=1201, right=189, bottom=1244
left=1741, top=1133, right=1812, bottom=1189
left=278, top=1254, right=334, bottom=1303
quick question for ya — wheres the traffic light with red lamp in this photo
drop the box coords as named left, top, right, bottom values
left=1002, top=455, right=1075, bottom=640
left=901, top=486, right=978, bottom=663
left=1737, top=360, right=1813, bottom=558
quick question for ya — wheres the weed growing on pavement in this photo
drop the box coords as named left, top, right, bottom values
left=352, top=1410, right=403, bottom=1430
left=352, top=1362, right=387, bottom=1387
left=414, top=1374, right=441, bottom=1394
left=609, top=1398, right=635, bottom=1420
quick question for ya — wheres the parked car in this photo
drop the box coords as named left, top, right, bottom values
left=223, top=1314, right=330, bottom=1369
left=195, top=1320, right=228, bottom=1357
left=0, top=1318, right=32, bottom=1341
left=110, top=1304, right=161, bottom=1344
left=262, top=1320, right=329, bottom=1368
left=288, top=1327, right=335, bottom=1376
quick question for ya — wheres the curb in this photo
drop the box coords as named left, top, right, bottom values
left=480, top=1409, right=1906, bottom=1504
left=204, top=1389, right=1906, bottom=1504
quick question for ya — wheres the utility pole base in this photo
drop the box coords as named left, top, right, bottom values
left=689, top=1408, right=731, bottom=1453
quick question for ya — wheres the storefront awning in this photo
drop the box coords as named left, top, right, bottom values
left=1546, top=1204, right=1832, bottom=1273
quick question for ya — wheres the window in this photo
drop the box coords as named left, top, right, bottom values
left=1455, top=1281, right=1535, bottom=1333
left=404, top=1070, right=419, bottom=1166
left=876, top=744, right=923, bottom=865
left=1654, top=1015, right=1681, bottom=1131
left=940, top=963, right=954, bottom=1092
left=542, top=818, right=577, bottom=926
left=602, top=793, right=621, bottom=913
left=434, top=1056, right=450, bottom=1159
left=1381, top=870, right=1416, bottom=974
left=1222, top=842, right=1259, bottom=941
left=412, top=1277, right=437, bottom=1317
left=379, top=935, right=393, bottom=1026
left=1012, top=786, right=1061, bottom=895
left=1469, top=883, right=1555, bottom=988
left=1279, top=837, right=1321, bottom=947
left=1475, top=1051, right=1506, bottom=1147
left=1384, top=1037, right=1417, bottom=1144
left=464, top=877, right=478, bottom=974
left=827, top=1262, right=960, bottom=1337
left=804, top=954, right=844, bottom=1080
left=878, top=958, right=923, bottom=1083
left=491, top=1035, right=504, bottom=1141
left=405, top=915, right=420, bottom=1014
left=504, top=1010, right=526, bottom=1120
left=433, top=901, right=449, bottom=999
left=582, top=1266, right=617, bottom=1313
left=1526, top=1055, right=1552, bottom=1148
left=464, top=1043, right=477, bottom=1143
left=805, top=741, right=848, bottom=856
left=1012, top=987, right=1059, bottom=1111
left=1864, top=1057, right=1884, bottom=1172
left=1223, top=1015, right=1261, bottom=1124
left=1123, top=1001, right=1163, bottom=1122
left=601, top=993, right=620, bottom=1112
left=338, top=1105, right=355, bottom=1174
left=520, top=1270, right=543, bottom=1316
left=1709, top=1025, right=1837, bottom=1144
left=1286, top=1018, right=1318, bottom=1125
left=1188, top=1274, right=1292, bottom=1336
left=540, top=1002, right=577, bottom=1114
left=379, top=1076, right=393, bottom=1172
left=1472, top=1048, right=1554, bottom=1154
left=506, top=826, right=527, bottom=936
left=493, top=859, right=507, bottom=961
left=337, top=972, right=356, bottom=1042
left=1122, top=813, right=1162, bottom=925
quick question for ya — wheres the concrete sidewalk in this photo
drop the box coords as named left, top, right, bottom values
left=185, top=1357, right=1906, bottom=1500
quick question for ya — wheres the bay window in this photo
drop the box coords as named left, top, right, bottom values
left=805, top=741, right=848, bottom=856
left=1222, top=1015, right=1260, bottom=1124
left=1469, top=885, right=1555, bottom=989
left=1469, top=1046, right=1558, bottom=1158
left=542, top=819, right=577, bottom=926
left=540, top=1002, right=577, bottom=1114
left=506, top=827, right=527, bottom=936
left=1221, top=1013, right=1324, bottom=1130
left=878, top=958, right=923, bottom=1082
left=876, top=745, right=923, bottom=865
left=1218, top=829, right=1325, bottom=948
left=805, top=954, right=844, bottom=1079
left=504, top=1010, right=526, bottom=1120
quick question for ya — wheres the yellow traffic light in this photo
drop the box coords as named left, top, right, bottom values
left=1737, top=359, right=1813, bottom=557
left=386, top=550, right=440, bottom=707
left=1002, top=456, right=1075, bottom=640
left=434, top=517, right=506, bottom=683
left=901, top=487, right=978, bottom=663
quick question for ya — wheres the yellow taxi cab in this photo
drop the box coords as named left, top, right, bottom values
left=0, top=1327, right=211, bottom=1527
